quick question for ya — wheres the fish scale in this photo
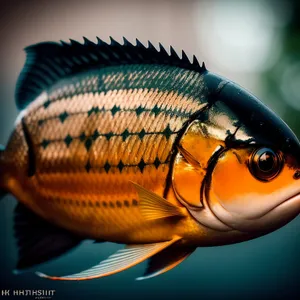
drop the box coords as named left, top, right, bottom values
left=2, top=63, right=207, bottom=242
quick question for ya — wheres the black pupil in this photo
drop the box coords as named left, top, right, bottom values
left=258, top=151, right=275, bottom=172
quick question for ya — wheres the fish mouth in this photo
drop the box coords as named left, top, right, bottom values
left=210, top=192, right=300, bottom=233
left=253, top=192, right=300, bottom=220
left=243, top=192, right=300, bottom=232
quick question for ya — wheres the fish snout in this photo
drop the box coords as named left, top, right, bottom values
left=207, top=190, right=300, bottom=233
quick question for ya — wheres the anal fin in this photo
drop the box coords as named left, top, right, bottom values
left=136, top=244, right=195, bottom=280
left=36, top=236, right=182, bottom=280
left=14, top=203, right=83, bottom=271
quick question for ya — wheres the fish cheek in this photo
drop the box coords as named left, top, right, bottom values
left=208, top=149, right=296, bottom=219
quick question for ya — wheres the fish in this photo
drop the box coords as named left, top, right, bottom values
left=1, top=37, right=300, bottom=281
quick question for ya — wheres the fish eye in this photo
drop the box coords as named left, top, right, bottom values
left=249, top=148, right=283, bottom=182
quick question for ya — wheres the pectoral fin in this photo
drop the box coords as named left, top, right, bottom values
left=136, top=244, right=196, bottom=280
left=132, top=182, right=186, bottom=220
left=36, top=236, right=182, bottom=281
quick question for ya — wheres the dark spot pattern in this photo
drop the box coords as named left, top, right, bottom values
left=43, top=99, right=51, bottom=109
left=64, top=134, right=73, bottom=147
left=85, top=160, right=92, bottom=173
left=37, top=105, right=190, bottom=127
left=92, top=129, right=100, bottom=141
left=80, top=132, right=86, bottom=141
left=152, top=105, right=160, bottom=117
left=121, top=129, right=130, bottom=141
left=117, top=161, right=125, bottom=172
left=162, top=124, right=173, bottom=139
left=111, top=105, right=121, bottom=116
left=53, top=197, right=140, bottom=210
left=39, top=126, right=178, bottom=150
left=104, top=162, right=111, bottom=173
left=85, top=138, right=93, bottom=151
left=135, top=106, right=144, bottom=116
left=138, top=129, right=146, bottom=139
left=138, top=159, right=146, bottom=172
left=41, top=139, right=50, bottom=149
left=88, top=106, right=101, bottom=117
left=59, top=111, right=69, bottom=123
left=105, top=132, right=114, bottom=141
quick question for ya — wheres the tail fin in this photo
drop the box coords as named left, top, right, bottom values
left=0, top=144, right=7, bottom=200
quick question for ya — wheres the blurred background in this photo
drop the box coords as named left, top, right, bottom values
left=0, top=0, right=300, bottom=299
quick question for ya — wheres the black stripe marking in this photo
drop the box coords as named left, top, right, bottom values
left=163, top=104, right=211, bottom=198
left=39, top=128, right=179, bottom=148
left=21, top=118, right=36, bottom=177
left=163, top=82, right=229, bottom=199
left=37, top=105, right=191, bottom=127
left=201, top=146, right=226, bottom=207
left=94, top=158, right=169, bottom=174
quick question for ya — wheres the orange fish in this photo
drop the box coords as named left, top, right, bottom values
left=1, top=37, right=300, bottom=281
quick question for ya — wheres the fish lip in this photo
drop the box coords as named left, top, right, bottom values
left=208, top=191, right=300, bottom=233
left=254, top=192, right=300, bottom=220
left=237, top=192, right=300, bottom=233
left=213, top=190, right=300, bottom=222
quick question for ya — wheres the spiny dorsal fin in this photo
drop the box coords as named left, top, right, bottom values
left=15, top=37, right=207, bottom=110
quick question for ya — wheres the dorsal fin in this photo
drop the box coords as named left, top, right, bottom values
left=15, top=37, right=207, bottom=110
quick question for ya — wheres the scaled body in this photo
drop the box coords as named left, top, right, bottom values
left=1, top=38, right=300, bottom=280
left=3, top=64, right=208, bottom=243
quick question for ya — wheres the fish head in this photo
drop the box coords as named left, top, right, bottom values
left=172, top=72, right=300, bottom=236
